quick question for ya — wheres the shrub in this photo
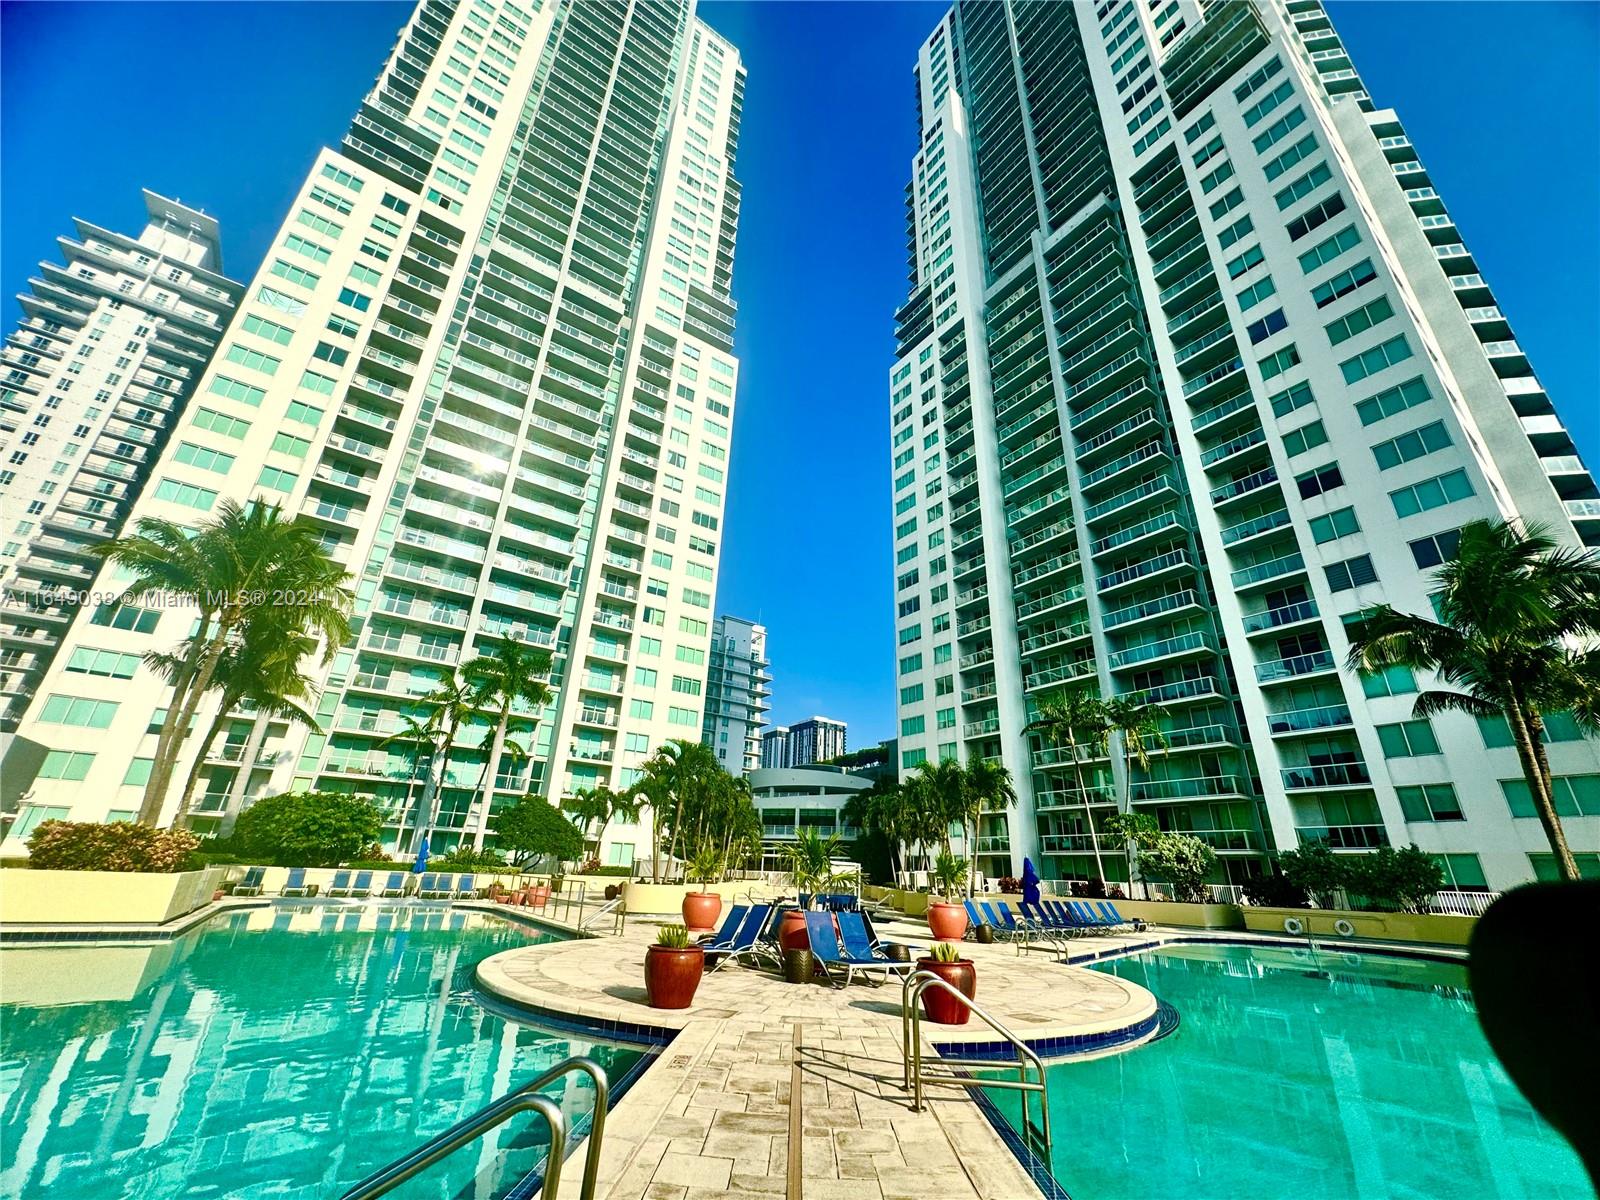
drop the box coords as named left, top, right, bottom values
left=929, top=939, right=963, bottom=963
left=27, top=821, right=200, bottom=873
left=1343, top=845, right=1445, bottom=913
left=436, top=845, right=507, bottom=870
left=655, top=923, right=690, bottom=949
left=1276, top=842, right=1347, bottom=907
left=1241, top=870, right=1309, bottom=908
left=1137, top=833, right=1218, bottom=903
left=233, top=791, right=384, bottom=867
left=997, top=875, right=1021, bottom=894
left=493, top=796, right=584, bottom=867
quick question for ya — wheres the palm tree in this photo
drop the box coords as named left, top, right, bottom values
left=638, top=739, right=722, bottom=879
left=165, top=616, right=322, bottom=827
left=1026, top=685, right=1110, bottom=885
left=1104, top=694, right=1168, bottom=888
left=94, top=500, right=351, bottom=825
left=414, top=672, right=476, bottom=848
left=378, top=711, right=438, bottom=852
left=562, top=783, right=641, bottom=862
left=1349, top=519, right=1600, bottom=881
left=910, top=758, right=968, bottom=860
left=462, top=634, right=553, bottom=851
left=895, top=774, right=948, bottom=881
left=964, top=758, right=1018, bottom=892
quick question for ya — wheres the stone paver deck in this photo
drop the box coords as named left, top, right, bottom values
left=471, top=908, right=1163, bottom=1199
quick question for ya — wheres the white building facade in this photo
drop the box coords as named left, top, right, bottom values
left=888, top=0, right=1600, bottom=892
left=0, top=193, right=241, bottom=742
left=700, top=614, right=770, bottom=774
left=3, top=0, right=747, bottom=867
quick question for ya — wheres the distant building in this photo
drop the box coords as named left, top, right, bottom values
left=787, top=716, right=846, bottom=767
left=821, top=738, right=897, bottom=786
left=760, top=726, right=790, bottom=770
left=701, top=615, right=770, bottom=775
left=750, top=764, right=874, bottom=871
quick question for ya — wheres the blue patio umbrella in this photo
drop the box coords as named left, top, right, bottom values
left=413, top=835, right=430, bottom=874
left=1021, top=857, right=1041, bottom=908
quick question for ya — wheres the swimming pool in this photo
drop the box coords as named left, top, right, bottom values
left=980, top=943, right=1590, bottom=1200
left=0, top=906, right=645, bottom=1199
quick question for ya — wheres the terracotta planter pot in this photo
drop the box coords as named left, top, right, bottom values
left=682, top=891, right=722, bottom=933
left=927, top=900, right=970, bottom=942
left=916, top=957, right=977, bottom=1025
left=778, top=908, right=810, bottom=952
left=645, top=944, right=705, bottom=1009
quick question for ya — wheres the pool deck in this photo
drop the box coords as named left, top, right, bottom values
left=471, top=909, right=1165, bottom=1200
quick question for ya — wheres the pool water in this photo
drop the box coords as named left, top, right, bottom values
left=982, top=944, right=1591, bottom=1200
left=0, top=906, right=644, bottom=1199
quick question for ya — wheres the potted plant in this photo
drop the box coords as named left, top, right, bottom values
left=916, top=940, right=976, bottom=1025
left=926, top=849, right=970, bottom=941
left=644, top=924, right=705, bottom=1009
left=681, top=845, right=724, bottom=933
left=780, top=829, right=843, bottom=950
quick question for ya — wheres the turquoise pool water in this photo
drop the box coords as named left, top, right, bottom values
left=0, top=906, right=643, bottom=1199
left=982, top=944, right=1591, bottom=1200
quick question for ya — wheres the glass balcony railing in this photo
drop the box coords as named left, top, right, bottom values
left=1267, top=704, right=1352, bottom=735
left=1282, top=761, right=1370, bottom=789
left=1296, top=824, right=1388, bottom=849
left=1255, top=649, right=1336, bottom=682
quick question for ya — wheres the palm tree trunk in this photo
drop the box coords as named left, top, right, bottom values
left=146, top=612, right=238, bottom=826
left=138, top=633, right=210, bottom=825
left=1068, top=737, right=1107, bottom=886
left=1507, top=704, right=1579, bottom=880
left=174, top=702, right=235, bottom=828
left=469, top=711, right=509, bottom=852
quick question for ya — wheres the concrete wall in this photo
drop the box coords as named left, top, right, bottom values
left=0, top=867, right=227, bottom=926
left=1243, top=904, right=1475, bottom=947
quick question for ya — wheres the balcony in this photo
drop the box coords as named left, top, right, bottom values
left=1255, top=649, right=1337, bottom=682
left=1129, top=774, right=1245, bottom=802
left=1103, top=588, right=1200, bottom=630
left=1243, top=600, right=1320, bottom=634
left=1210, top=467, right=1279, bottom=507
left=1109, top=630, right=1214, bottom=670
left=1098, top=549, right=1191, bottom=593
left=1136, top=674, right=1220, bottom=705
left=1231, top=552, right=1306, bottom=590
left=1296, top=824, right=1389, bottom=849
left=1268, top=704, right=1353, bottom=736
left=1282, top=762, right=1370, bottom=790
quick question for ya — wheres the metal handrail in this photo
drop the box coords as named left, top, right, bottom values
left=339, top=1055, right=610, bottom=1200
left=900, top=970, right=1052, bottom=1157
left=580, top=895, right=625, bottom=933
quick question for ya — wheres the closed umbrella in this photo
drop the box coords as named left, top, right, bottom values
left=413, top=835, right=430, bottom=875
left=1022, top=857, right=1041, bottom=909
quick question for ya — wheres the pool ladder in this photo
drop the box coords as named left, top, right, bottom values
left=900, top=970, right=1052, bottom=1159
left=339, top=1056, right=608, bottom=1200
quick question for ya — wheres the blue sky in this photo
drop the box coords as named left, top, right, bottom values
left=3, top=2, right=1596, bottom=749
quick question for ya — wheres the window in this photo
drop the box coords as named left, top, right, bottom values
left=299, top=369, right=338, bottom=396
left=268, top=259, right=319, bottom=290
left=1237, top=276, right=1277, bottom=311
left=1226, top=245, right=1265, bottom=279
left=1311, top=258, right=1378, bottom=308
left=1325, top=554, right=1377, bottom=592
left=90, top=603, right=159, bottom=634
left=899, top=653, right=923, bottom=675
left=174, top=442, right=236, bottom=474
left=668, top=706, right=698, bottom=727
left=901, top=683, right=924, bottom=704
left=1245, top=309, right=1287, bottom=344
left=1341, top=334, right=1413, bottom=385
left=638, top=637, right=661, bottom=656
left=1408, top=528, right=1462, bottom=569
left=37, top=750, right=95, bottom=781
left=1286, top=193, right=1347, bottom=242
left=902, top=748, right=928, bottom=769
left=1298, top=225, right=1361, bottom=273
left=1373, top=420, right=1451, bottom=470
left=312, top=341, right=349, bottom=366
left=1275, top=162, right=1332, bottom=211
left=336, top=287, right=371, bottom=312
left=66, top=646, right=142, bottom=678
left=1326, top=296, right=1395, bottom=346
left=284, top=401, right=323, bottom=426
left=1435, top=854, right=1489, bottom=889
left=1269, top=380, right=1314, bottom=419
left=257, top=466, right=299, bottom=492
left=1503, top=774, right=1600, bottom=819
left=320, top=163, right=364, bottom=191
left=1308, top=506, right=1359, bottom=543
left=902, top=716, right=925, bottom=736
left=283, top=234, right=331, bottom=264
left=191, top=408, right=250, bottom=440
left=1263, top=135, right=1316, bottom=182
left=1251, top=106, right=1306, bottom=154
left=1295, top=462, right=1343, bottom=499
left=628, top=699, right=654, bottom=720
left=39, top=694, right=119, bottom=728
left=242, top=314, right=294, bottom=346
left=1258, top=344, right=1300, bottom=381
left=1378, top=719, right=1440, bottom=757
left=1391, top=468, right=1474, bottom=518
left=123, top=757, right=155, bottom=787
left=1360, top=663, right=1415, bottom=698
left=153, top=479, right=218, bottom=511
left=1396, top=784, right=1463, bottom=823
left=1281, top=420, right=1327, bottom=457
left=1357, top=376, right=1431, bottom=426
left=208, top=376, right=267, bottom=407
left=8, top=806, right=69, bottom=840
left=1529, top=853, right=1600, bottom=882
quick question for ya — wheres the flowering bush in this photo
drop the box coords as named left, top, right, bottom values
left=997, top=875, right=1021, bottom=894
left=27, top=820, right=200, bottom=872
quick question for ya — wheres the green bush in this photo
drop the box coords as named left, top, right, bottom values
left=232, top=791, right=384, bottom=867
left=1241, top=870, right=1309, bottom=908
left=1276, top=842, right=1347, bottom=907
left=27, top=820, right=200, bottom=873
left=1343, top=845, right=1446, bottom=913
left=492, top=796, right=583, bottom=867
left=435, top=845, right=507, bottom=870
left=1136, top=832, right=1218, bottom=903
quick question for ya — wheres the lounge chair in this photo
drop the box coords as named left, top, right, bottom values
left=452, top=874, right=478, bottom=899
left=705, top=905, right=767, bottom=970
left=1097, top=900, right=1144, bottom=931
left=859, top=909, right=922, bottom=959
left=418, top=873, right=455, bottom=899
left=280, top=867, right=318, bottom=897
left=994, top=901, right=1067, bottom=953
left=963, top=898, right=990, bottom=937
left=329, top=870, right=373, bottom=898
left=804, top=912, right=908, bottom=988
left=1065, top=900, right=1116, bottom=932
left=838, top=912, right=915, bottom=978
left=233, top=866, right=266, bottom=897
left=1020, top=899, right=1073, bottom=936
left=698, top=903, right=750, bottom=949
left=380, top=871, right=409, bottom=897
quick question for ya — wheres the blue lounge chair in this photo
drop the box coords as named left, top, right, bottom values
left=963, top=898, right=989, bottom=936
left=233, top=866, right=266, bottom=896
left=698, top=903, right=750, bottom=949
left=1041, top=899, right=1086, bottom=932
left=736, top=905, right=783, bottom=969
left=330, top=870, right=373, bottom=898
left=1020, top=899, right=1071, bottom=936
left=380, top=871, right=408, bottom=897
left=453, top=874, right=478, bottom=899
left=838, top=912, right=914, bottom=979
left=417, top=872, right=454, bottom=899
left=280, top=867, right=317, bottom=897
left=1097, top=900, right=1143, bottom=931
left=804, top=912, right=906, bottom=988
left=1066, top=900, right=1115, bottom=931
